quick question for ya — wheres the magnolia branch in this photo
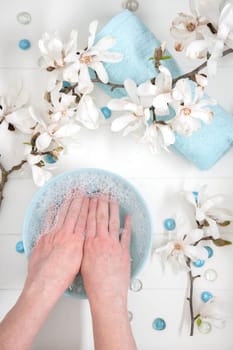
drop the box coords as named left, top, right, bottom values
left=172, top=48, right=233, bottom=85
left=186, top=258, right=201, bottom=336
left=0, top=160, right=26, bottom=209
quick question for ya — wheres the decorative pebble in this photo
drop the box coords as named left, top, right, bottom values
left=204, top=246, right=214, bottom=259
left=63, top=81, right=71, bottom=88
left=130, top=278, right=143, bottom=292
left=122, top=0, right=139, bottom=11
left=128, top=311, right=133, bottom=322
left=201, top=291, right=213, bottom=303
left=18, top=39, right=31, bottom=50
left=16, top=240, right=24, bottom=253
left=17, top=12, right=31, bottom=25
left=204, top=269, right=218, bottom=282
left=101, top=106, right=112, bottom=119
left=164, top=218, right=176, bottom=231
left=193, top=259, right=205, bottom=268
left=152, top=318, right=166, bottom=331
left=44, top=154, right=57, bottom=164
left=198, top=321, right=212, bottom=334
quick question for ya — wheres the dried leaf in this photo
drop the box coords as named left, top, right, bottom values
left=212, top=238, right=232, bottom=247
left=218, top=221, right=231, bottom=227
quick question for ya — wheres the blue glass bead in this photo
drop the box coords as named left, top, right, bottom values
left=204, top=246, right=214, bottom=259
left=193, top=259, right=205, bottom=268
left=18, top=39, right=31, bottom=50
left=63, top=81, right=71, bottom=88
left=44, top=154, right=57, bottom=164
left=16, top=241, right=24, bottom=253
left=152, top=318, right=166, bottom=331
left=101, top=106, right=112, bottom=119
left=201, top=291, right=213, bottom=303
left=164, top=218, right=176, bottom=231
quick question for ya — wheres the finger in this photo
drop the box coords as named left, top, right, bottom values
left=121, top=215, right=132, bottom=250
left=52, top=192, right=74, bottom=231
left=63, top=192, right=85, bottom=233
left=96, top=195, right=109, bottom=236
left=86, top=197, right=98, bottom=238
left=109, top=199, right=120, bottom=238
left=74, top=196, right=90, bottom=236
left=41, top=205, right=56, bottom=234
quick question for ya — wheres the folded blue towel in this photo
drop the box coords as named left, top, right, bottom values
left=96, top=10, right=233, bottom=170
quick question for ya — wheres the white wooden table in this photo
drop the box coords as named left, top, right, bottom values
left=0, top=1, right=233, bottom=349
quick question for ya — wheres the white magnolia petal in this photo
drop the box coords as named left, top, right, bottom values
left=124, top=79, right=139, bottom=104
left=64, top=30, right=78, bottom=55
left=54, top=124, right=80, bottom=138
left=190, top=109, right=213, bottom=123
left=76, top=95, right=100, bottom=129
left=195, top=74, right=208, bottom=88
left=6, top=108, right=35, bottom=134
left=123, top=120, right=142, bottom=136
left=97, top=51, right=123, bottom=63
left=27, top=154, right=42, bottom=166
left=158, top=124, right=176, bottom=146
left=201, top=195, right=225, bottom=212
left=183, top=191, right=197, bottom=206
left=31, top=165, right=52, bottom=187
left=111, top=115, right=135, bottom=132
left=153, top=93, right=172, bottom=115
left=184, top=245, right=208, bottom=261
left=36, top=132, right=52, bottom=151
left=188, top=228, right=205, bottom=244
left=207, top=207, right=233, bottom=222
left=90, top=61, right=109, bottom=84
left=88, top=20, right=98, bottom=49
left=94, top=35, right=116, bottom=51
left=78, top=64, right=94, bottom=93
left=173, top=79, right=192, bottom=104
left=137, top=80, right=158, bottom=96
left=186, top=39, right=208, bottom=59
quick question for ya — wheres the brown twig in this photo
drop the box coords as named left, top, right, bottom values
left=172, top=48, right=233, bottom=85
left=186, top=258, right=201, bottom=336
left=91, top=76, right=125, bottom=91
left=0, top=160, right=27, bottom=209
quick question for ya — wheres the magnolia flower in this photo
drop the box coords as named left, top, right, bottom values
left=47, top=85, right=78, bottom=122
left=0, top=89, right=35, bottom=134
left=155, top=228, right=208, bottom=271
left=170, top=0, right=208, bottom=52
left=198, top=298, right=225, bottom=329
left=64, top=21, right=123, bottom=93
left=26, top=154, right=52, bottom=187
left=140, top=122, right=175, bottom=153
left=38, top=31, right=78, bottom=90
left=170, top=79, right=215, bottom=136
left=207, top=2, right=233, bottom=75
left=35, top=122, right=80, bottom=152
left=75, top=94, right=100, bottom=129
left=138, top=66, right=173, bottom=116
left=183, top=186, right=233, bottom=238
left=108, top=79, right=150, bottom=136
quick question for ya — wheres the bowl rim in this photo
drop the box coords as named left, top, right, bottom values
left=22, top=167, right=153, bottom=297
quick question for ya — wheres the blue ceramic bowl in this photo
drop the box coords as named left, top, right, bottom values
left=23, top=168, right=152, bottom=298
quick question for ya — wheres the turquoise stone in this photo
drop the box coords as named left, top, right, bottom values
left=18, top=39, right=31, bottom=50
left=17, top=12, right=31, bottom=25
left=101, top=106, right=112, bottom=119
left=164, top=218, right=176, bottom=231
left=193, top=259, right=205, bottom=268
left=63, top=81, right=71, bottom=88
left=204, top=246, right=214, bottom=258
left=16, top=241, right=24, bottom=253
left=44, top=154, right=57, bottom=164
left=201, top=291, right=213, bottom=303
left=152, top=318, right=166, bottom=331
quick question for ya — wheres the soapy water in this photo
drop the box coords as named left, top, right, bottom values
left=23, top=169, right=152, bottom=298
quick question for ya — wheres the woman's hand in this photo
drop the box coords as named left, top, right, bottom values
left=25, top=191, right=89, bottom=298
left=81, top=195, right=132, bottom=306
